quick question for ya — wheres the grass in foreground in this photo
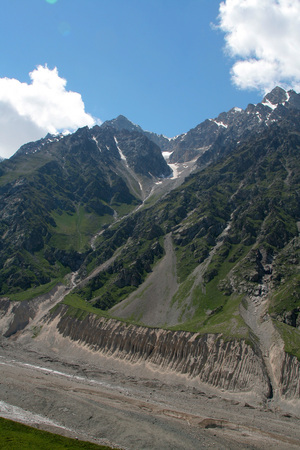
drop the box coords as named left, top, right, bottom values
left=0, top=417, right=116, bottom=450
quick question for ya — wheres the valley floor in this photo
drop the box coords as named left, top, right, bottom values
left=0, top=336, right=299, bottom=450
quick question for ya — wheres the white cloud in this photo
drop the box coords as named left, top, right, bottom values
left=218, top=0, right=300, bottom=93
left=0, top=65, right=99, bottom=159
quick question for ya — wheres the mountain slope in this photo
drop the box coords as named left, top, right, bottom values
left=1, top=88, right=299, bottom=335
left=68, top=106, right=300, bottom=363
left=0, top=87, right=299, bottom=406
left=0, top=125, right=171, bottom=295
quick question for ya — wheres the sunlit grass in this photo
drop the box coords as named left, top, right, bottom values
left=50, top=207, right=112, bottom=252
left=274, top=321, right=300, bottom=361
left=0, top=417, right=116, bottom=449
left=6, top=279, right=63, bottom=302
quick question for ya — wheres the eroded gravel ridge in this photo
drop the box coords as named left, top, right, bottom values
left=0, top=337, right=300, bottom=450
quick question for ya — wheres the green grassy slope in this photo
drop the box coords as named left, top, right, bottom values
left=0, top=417, right=116, bottom=450
left=0, top=127, right=142, bottom=296
left=69, top=113, right=300, bottom=354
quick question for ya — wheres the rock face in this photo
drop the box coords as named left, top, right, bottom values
left=48, top=304, right=270, bottom=397
left=102, top=115, right=172, bottom=152
left=1, top=299, right=36, bottom=338
left=0, top=284, right=67, bottom=338
left=279, top=353, right=300, bottom=398
left=165, top=87, right=300, bottom=164
left=102, top=89, right=300, bottom=168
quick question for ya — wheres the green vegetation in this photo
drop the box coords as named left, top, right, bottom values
left=269, top=273, right=300, bottom=317
left=31, top=325, right=42, bottom=338
left=75, top=230, right=165, bottom=311
left=62, top=293, right=110, bottom=319
left=171, top=275, right=196, bottom=310
left=56, top=122, right=300, bottom=358
left=60, top=293, right=158, bottom=329
left=112, top=201, right=138, bottom=218
left=50, top=207, right=111, bottom=252
left=274, top=321, right=300, bottom=361
left=0, top=153, right=53, bottom=187
left=268, top=238, right=300, bottom=318
left=6, top=279, right=62, bottom=302
left=175, top=239, right=210, bottom=284
left=1, top=95, right=300, bottom=362
left=0, top=417, right=115, bottom=450
left=195, top=295, right=249, bottom=341
left=0, top=127, right=145, bottom=296
left=171, top=242, right=251, bottom=340
left=172, top=295, right=250, bottom=344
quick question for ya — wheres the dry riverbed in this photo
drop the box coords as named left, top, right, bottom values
left=0, top=336, right=299, bottom=450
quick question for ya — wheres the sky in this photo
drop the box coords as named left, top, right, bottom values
left=0, top=0, right=300, bottom=159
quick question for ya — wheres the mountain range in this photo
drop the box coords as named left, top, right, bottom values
left=0, top=86, right=299, bottom=409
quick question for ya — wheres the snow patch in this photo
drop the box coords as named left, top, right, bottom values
left=233, top=107, right=242, bottom=113
left=92, top=135, right=101, bottom=152
left=211, top=120, right=228, bottom=128
left=138, top=180, right=143, bottom=192
left=114, top=136, right=128, bottom=165
left=168, top=163, right=181, bottom=179
left=45, top=133, right=65, bottom=144
left=261, top=99, right=277, bottom=110
left=162, top=135, right=173, bottom=141
left=162, top=151, right=173, bottom=161
left=255, top=111, right=263, bottom=122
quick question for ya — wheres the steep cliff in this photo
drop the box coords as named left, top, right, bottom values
left=270, top=346, right=300, bottom=399
left=47, top=304, right=271, bottom=397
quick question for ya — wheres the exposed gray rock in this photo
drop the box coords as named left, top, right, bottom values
left=279, top=352, right=300, bottom=398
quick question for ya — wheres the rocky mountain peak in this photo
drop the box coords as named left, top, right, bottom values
left=102, top=115, right=173, bottom=152
left=14, top=132, right=65, bottom=158
left=102, top=115, right=143, bottom=134
left=262, top=86, right=289, bottom=107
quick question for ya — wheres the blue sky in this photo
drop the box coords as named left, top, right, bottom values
left=0, top=0, right=299, bottom=158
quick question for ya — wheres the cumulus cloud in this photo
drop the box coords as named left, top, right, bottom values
left=0, top=65, right=98, bottom=159
left=218, top=0, right=300, bottom=93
